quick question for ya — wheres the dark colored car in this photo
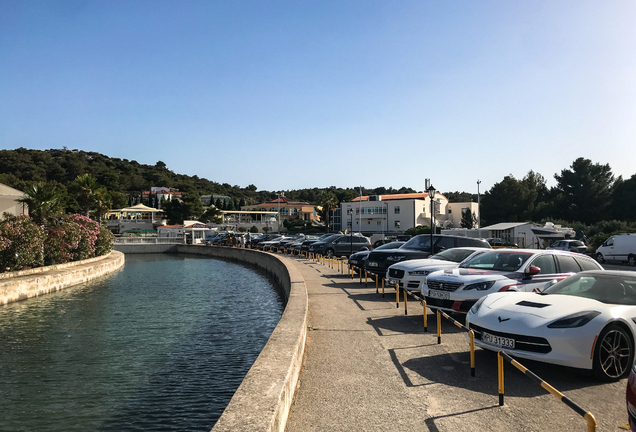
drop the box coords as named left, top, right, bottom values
left=251, top=234, right=282, bottom=247
left=364, top=234, right=491, bottom=277
left=308, top=234, right=372, bottom=258
left=349, top=241, right=405, bottom=273
left=373, top=235, right=412, bottom=249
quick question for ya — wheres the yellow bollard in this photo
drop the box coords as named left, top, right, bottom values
left=382, top=278, right=385, bottom=297
left=404, top=288, right=408, bottom=315
left=422, top=300, right=427, bottom=332
left=498, top=352, right=504, bottom=406
left=437, top=310, right=441, bottom=344
left=396, top=282, right=400, bottom=308
left=375, top=275, right=379, bottom=293
left=469, top=330, right=475, bottom=377
left=365, top=271, right=368, bottom=287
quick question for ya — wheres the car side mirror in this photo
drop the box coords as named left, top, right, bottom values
left=525, top=266, right=541, bottom=277
left=548, top=279, right=558, bottom=287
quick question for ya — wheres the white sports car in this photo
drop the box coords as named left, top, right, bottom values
left=466, top=270, right=636, bottom=381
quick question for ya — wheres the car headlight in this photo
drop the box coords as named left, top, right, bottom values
left=409, top=270, right=431, bottom=276
left=386, top=255, right=407, bottom=262
left=464, top=281, right=496, bottom=291
left=547, top=311, right=601, bottom=328
left=470, top=297, right=487, bottom=314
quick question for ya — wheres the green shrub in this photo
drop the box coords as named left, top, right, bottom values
left=95, top=226, right=114, bottom=256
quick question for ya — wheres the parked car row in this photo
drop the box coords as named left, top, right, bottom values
left=372, top=241, right=636, bottom=384
left=308, top=234, right=372, bottom=257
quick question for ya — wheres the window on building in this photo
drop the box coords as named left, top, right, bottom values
left=394, top=206, right=400, bottom=214
left=395, top=221, right=400, bottom=228
left=377, top=221, right=381, bottom=225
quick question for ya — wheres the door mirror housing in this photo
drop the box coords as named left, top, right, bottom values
left=525, top=265, right=541, bottom=277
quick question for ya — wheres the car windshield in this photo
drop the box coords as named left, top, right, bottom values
left=401, top=236, right=431, bottom=251
left=459, top=251, right=531, bottom=271
left=543, top=273, right=636, bottom=305
left=569, top=241, right=585, bottom=247
left=431, top=248, right=484, bottom=263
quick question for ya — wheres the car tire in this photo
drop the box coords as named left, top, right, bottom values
left=326, top=248, right=335, bottom=258
left=629, top=255, right=636, bottom=266
left=592, top=323, right=633, bottom=381
left=596, top=253, right=605, bottom=264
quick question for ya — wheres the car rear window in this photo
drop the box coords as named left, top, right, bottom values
left=574, top=257, right=601, bottom=271
left=556, top=255, right=581, bottom=273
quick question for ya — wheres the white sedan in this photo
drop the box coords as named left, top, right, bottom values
left=386, top=247, right=489, bottom=291
left=422, top=249, right=603, bottom=314
left=466, top=270, right=636, bottom=381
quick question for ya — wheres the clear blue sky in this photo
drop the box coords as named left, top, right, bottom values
left=1, top=1, right=635, bottom=194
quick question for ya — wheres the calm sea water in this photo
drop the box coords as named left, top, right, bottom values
left=0, top=254, right=285, bottom=432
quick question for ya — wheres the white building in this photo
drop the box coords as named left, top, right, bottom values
left=157, top=221, right=216, bottom=244
left=0, top=183, right=27, bottom=219
left=339, top=193, right=477, bottom=236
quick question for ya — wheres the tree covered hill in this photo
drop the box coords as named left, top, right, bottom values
left=0, top=148, right=423, bottom=211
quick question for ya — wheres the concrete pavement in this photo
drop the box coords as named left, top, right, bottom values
left=284, top=255, right=630, bottom=432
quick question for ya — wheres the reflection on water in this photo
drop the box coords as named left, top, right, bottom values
left=0, top=254, right=284, bottom=432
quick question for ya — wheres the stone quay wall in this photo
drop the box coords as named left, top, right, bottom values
left=0, top=251, right=125, bottom=306
left=174, top=245, right=308, bottom=432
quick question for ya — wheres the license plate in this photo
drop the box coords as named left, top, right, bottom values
left=350, top=260, right=358, bottom=265
left=428, top=290, right=450, bottom=300
left=367, top=262, right=378, bottom=267
left=482, top=331, right=515, bottom=349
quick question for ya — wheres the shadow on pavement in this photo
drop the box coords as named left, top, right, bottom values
left=400, top=349, right=604, bottom=396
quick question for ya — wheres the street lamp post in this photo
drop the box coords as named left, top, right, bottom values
left=277, top=192, right=284, bottom=234
left=477, top=180, right=481, bottom=235
left=427, top=184, right=436, bottom=256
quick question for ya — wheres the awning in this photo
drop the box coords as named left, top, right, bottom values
left=115, top=203, right=164, bottom=213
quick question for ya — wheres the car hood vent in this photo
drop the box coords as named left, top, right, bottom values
left=515, top=300, right=550, bottom=308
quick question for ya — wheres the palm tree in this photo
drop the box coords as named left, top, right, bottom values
left=17, top=182, right=65, bottom=226
left=318, top=192, right=339, bottom=232
left=74, top=174, right=102, bottom=219
left=92, top=189, right=112, bottom=223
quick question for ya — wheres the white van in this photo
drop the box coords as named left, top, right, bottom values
left=595, top=233, right=636, bottom=266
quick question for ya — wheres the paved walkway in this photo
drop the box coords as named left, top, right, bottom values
left=284, top=257, right=443, bottom=431
left=283, top=255, right=629, bottom=432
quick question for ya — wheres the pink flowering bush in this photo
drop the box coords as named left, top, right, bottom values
left=44, top=222, right=82, bottom=266
left=0, top=214, right=45, bottom=272
left=64, top=214, right=100, bottom=261
left=1, top=213, right=114, bottom=273
left=95, top=226, right=114, bottom=256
